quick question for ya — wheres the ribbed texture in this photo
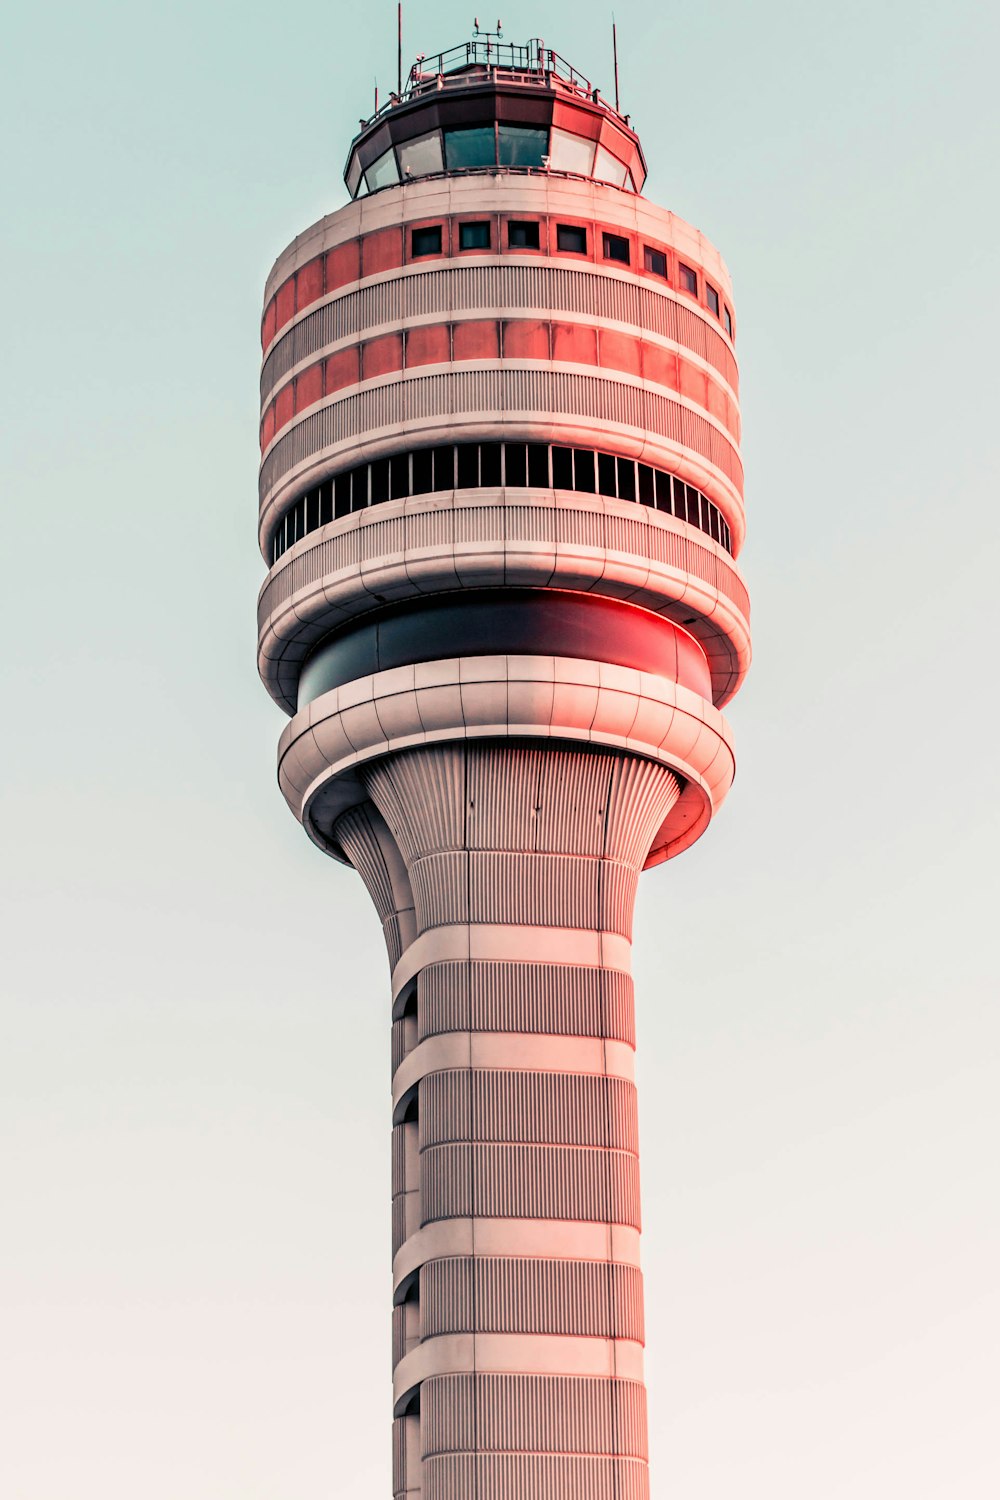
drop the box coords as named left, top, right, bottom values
left=260, top=261, right=738, bottom=399
left=257, top=497, right=751, bottom=641
left=259, top=367, right=743, bottom=502
left=334, top=804, right=406, bottom=969
left=420, top=1143, right=640, bottom=1228
left=408, top=850, right=639, bottom=936
left=419, top=1070, right=638, bottom=1151
left=367, top=745, right=466, bottom=863
left=420, top=1256, right=644, bottom=1341
left=424, top=1453, right=649, bottom=1499
left=418, top=962, right=636, bottom=1047
left=421, top=1373, right=648, bottom=1457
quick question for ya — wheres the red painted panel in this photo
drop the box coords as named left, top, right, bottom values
left=296, top=255, right=324, bottom=312
left=325, top=347, right=360, bottom=393
left=679, top=359, right=709, bottom=407
left=641, top=342, right=679, bottom=390
left=552, top=322, right=598, bottom=365
left=599, top=328, right=642, bottom=376
left=261, top=300, right=276, bottom=352
left=405, top=323, right=451, bottom=368
left=362, top=227, right=404, bottom=277
left=503, top=320, right=550, bottom=360
left=295, top=361, right=323, bottom=413
left=326, top=240, right=361, bottom=292
left=274, top=383, right=294, bottom=432
left=452, top=320, right=500, bottom=361
left=705, top=378, right=727, bottom=425
left=260, top=403, right=275, bottom=451
left=551, top=98, right=602, bottom=140
left=363, top=332, right=404, bottom=380
left=274, top=277, right=295, bottom=333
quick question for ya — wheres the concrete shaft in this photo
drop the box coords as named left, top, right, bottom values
left=335, top=741, right=680, bottom=1499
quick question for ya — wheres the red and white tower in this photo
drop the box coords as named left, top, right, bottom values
left=257, top=35, right=749, bottom=1498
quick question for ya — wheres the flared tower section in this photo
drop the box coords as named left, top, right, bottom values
left=256, top=35, right=749, bottom=1499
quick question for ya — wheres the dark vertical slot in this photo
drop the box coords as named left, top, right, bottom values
left=456, top=443, right=479, bottom=488
left=616, top=457, right=636, bottom=501
left=504, top=442, right=527, bottom=486
left=654, top=469, right=672, bottom=512
left=335, top=470, right=352, bottom=518
left=319, top=482, right=333, bottom=526
left=370, top=458, right=389, bottom=505
left=390, top=453, right=410, bottom=500
left=573, top=449, right=595, bottom=492
left=479, top=442, right=501, bottom=487
left=527, top=443, right=549, bottom=488
left=411, top=448, right=433, bottom=495
left=597, top=451, right=617, bottom=497
left=432, top=445, right=455, bottom=490
left=637, top=464, right=655, bottom=505
left=551, top=446, right=573, bottom=490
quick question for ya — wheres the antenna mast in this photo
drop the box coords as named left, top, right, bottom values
left=612, top=18, right=620, bottom=113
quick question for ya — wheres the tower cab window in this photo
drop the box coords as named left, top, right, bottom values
left=411, top=225, right=442, bottom=257
left=679, top=262, right=698, bottom=294
left=603, top=232, right=630, bottom=265
left=706, top=284, right=720, bottom=317
left=459, top=221, right=491, bottom=250
left=644, top=247, right=668, bottom=278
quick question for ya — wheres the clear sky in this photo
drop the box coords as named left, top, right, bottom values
left=2, top=2, right=998, bottom=1495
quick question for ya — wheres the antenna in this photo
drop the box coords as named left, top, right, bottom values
left=397, top=3, right=402, bottom=97
left=612, top=17, right=620, bottom=114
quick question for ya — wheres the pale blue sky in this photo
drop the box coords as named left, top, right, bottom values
left=2, top=2, right=998, bottom=1496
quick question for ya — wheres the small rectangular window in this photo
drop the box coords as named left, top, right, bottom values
left=527, top=443, right=549, bottom=487
left=319, top=482, right=333, bottom=527
left=616, top=456, right=636, bottom=501
left=411, top=449, right=433, bottom=495
left=602, top=232, right=630, bottom=265
left=479, top=442, right=502, bottom=487
left=456, top=444, right=479, bottom=488
left=390, top=453, right=409, bottom=500
left=504, top=442, right=527, bottom=486
left=556, top=224, right=587, bottom=254
left=644, top=246, right=668, bottom=278
left=351, top=466, right=370, bottom=511
left=411, top=225, right=442, bottom=257
left=597, top=452, right=617, bottom=497
left=551, top=446, right=573, bottom=489
left=724, top=306, right=733, bottom=338
left=508, top=220, right=540, bottom=249
left=679, top=262, right=698, bottom=294
left=335, top=470, right=352, bottom=518
left=432, top=445, right=455, bottom=490
left=637, top=464, right=655, bottom=505
left=654, top=470, right=672, bottom=512
left=370, top=457, right=389, bottom=505
left=573, top=449, right=595, bottom=493
left=459, top=221, right=491, bottom=250
left=706, top=284, right=720, bottom=317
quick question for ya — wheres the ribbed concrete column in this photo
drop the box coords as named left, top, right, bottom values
left=338, top=741, right=680, bottom=1500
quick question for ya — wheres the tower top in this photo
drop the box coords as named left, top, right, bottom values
left=344, top=35, right=646, bottom=200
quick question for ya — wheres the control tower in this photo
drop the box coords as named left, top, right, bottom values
left=256, top=34, right=749, bottom=1498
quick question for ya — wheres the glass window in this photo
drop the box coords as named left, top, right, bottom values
left=411, top=225, right=442, bottom=257
left=548, top=127, right=595, bottom=176
left=654, top=469, right=672, bottom=512
left=557, top=224, right=587, bottom=254
left=637, top=464, right=655, bottom=505
left=724, top=305, right=733, bottom=338
left=603, top=232, right=630, bottom=264
left=397, top=131, right=444, bottom=179
left=457, top=444, right=479, bottom=487
left=508, top=219, right=540, bottom=248
left=366, top=149, right=400, bottom=191
left=679, top=262, right=698, bottom=294
left=370, top=457, right=389, bottom=505
left=411, top=448, right=433, bottom=494
left=390, top=453, right=409, bottom=500
left=498, top=125, right=548, bottom=167
left=335, top=471, right=352, bottom=518
left=443, top=127, right=496, bottom=170
left=480, top=442, right=502, bottom=487
left=593, top=145, right=628, bottom=186
left=432, top=445, right=455, bottom=489
left=616, top=456, right=636, bottom=501
left=552, top=446, right=573, bottom=489
left=346, top=153, right=364, bottom=198
left=459, top=221, right=491, bottom=250
left=319, top=483, right=333, bottom=527
left=597, top=452, right=617, bottom=496
left=644, top=246, right=668, bottom=278
left=573, top=449, right=595, bottom=493
left=504, top=443, right=527, bottom=485
left=706, top=284, right=720, bottom=317
left=527, top=443, right=549, bottom=487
